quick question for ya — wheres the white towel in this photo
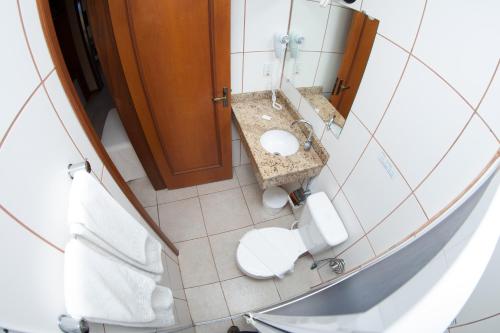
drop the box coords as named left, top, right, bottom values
left=68, top=171, right=163, bottom=275
left=65, top=239, right=174, bottom=327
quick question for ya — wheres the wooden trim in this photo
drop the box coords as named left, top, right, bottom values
left=85, top=0, right=166, bottom=190
left=36, top=0, right=179, bottom=256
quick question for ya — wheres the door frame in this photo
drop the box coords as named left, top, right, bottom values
left=36, top=0, right=179, bottom=255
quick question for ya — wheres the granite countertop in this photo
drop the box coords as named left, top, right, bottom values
left=232, top=91, right=329, bottom=189
left=298, top=87, right=346, bottom=128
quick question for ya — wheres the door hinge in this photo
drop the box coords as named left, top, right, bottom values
left=213, top=87, right=229, bottom=107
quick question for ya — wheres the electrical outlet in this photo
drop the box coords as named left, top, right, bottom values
left=263, top=63, right=272, bottom=77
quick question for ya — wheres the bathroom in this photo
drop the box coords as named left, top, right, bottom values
left=0, top=0, right=499, bottom=332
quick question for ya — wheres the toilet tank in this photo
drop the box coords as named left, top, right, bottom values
left=298, top=192, right=348, bottom=255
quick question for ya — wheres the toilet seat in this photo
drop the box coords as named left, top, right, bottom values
left=236, top=227, right=307, bottom=279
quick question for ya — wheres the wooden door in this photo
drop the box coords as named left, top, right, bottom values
left=330, top=12, right=379, bottom=119
left=105, top=0, right=232, bottom=189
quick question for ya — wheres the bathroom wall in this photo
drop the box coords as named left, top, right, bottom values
left=0, top=1, right=190, bottom=332
left=448, top=239, right=500, bottom=332
left=278, top=0, right=499, bottom=326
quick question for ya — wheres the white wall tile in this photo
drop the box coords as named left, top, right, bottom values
left=18, top=0, right=54, bottom=77
left=0, top=210, right=65, bottom=333
left=375, top=58, right=473, bottom=188
left=284, top=51, right=321, bottom=88
left=322, top=5, right=353, bottom=53
left=298, top=97, right=326, bottom=137
left=45, top=72, right=104, bottom=176
left=343, top=140, right=412, bottom=231
left=321, top=114, right=371, bottom=184
left=477, top=69, right=500, bottom=139
left=240, top=141, right=251, bottom=164
left=454, top=241, right=500, bottom=326
left=289, top=0, right=330, bottom=52
left=352, top=35, right=408, bottom=132
left=308, top=165, right=339, bottom=200
left=0, top=1, right=39, bottom=138
left=331, top=191, right=365, bottom=255
left=232, top=140, right=241, bottom=166
left=362, top=0, right=426, bottom=51
left=231, top=119, right=240, bottom=140
left=231, top=0, right=245, bottom=53
left=231, top=53, right=243, bottom=94
left=243, top=52, right=280, bottom=92
left=449, top=316, right=500, bottom=333
left=415, top=116, right=498, bottom=218
left=368, top=195, right=427, bottom=255
left=0, top=88, right=80, bottom=249
left=413, top=0, right=500, bottom=107
left=244, top=0, right=291, bottom=52
left=318, top=236, right=374, bottom=282
left=280, top=78, right=302, bottom=109
left=313, top=52, right=343, bottom=93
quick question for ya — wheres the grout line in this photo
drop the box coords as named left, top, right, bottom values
left=0, top=203, right=64, bottom=253
left=0, top=80, right=43, bottom=149
left=448, top=313, right=500, bottom=330
left=16, top=0, right=42, bottom=81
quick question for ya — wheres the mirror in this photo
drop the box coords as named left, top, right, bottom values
left=283, top=1, right=378, bottom=132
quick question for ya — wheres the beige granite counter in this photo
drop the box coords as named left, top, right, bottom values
left=232, top=91, right=329, bottom=189
left=298, top=87, right=346, bottom=128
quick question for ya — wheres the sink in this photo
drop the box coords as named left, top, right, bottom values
left=260, top=129, right=299, bottom=156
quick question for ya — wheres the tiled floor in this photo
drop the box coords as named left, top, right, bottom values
left=128, top=165, right=323, bottom=326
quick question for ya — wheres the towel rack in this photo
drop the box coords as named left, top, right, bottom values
left=58, top=315, right=89, bottom=333
left=68, top=160, right=91, bottom=179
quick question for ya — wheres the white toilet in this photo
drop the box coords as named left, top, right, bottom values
left=236, top=191, right=348, bottom=279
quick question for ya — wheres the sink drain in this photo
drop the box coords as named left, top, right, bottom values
left=273, top=152, right=281, bottom=156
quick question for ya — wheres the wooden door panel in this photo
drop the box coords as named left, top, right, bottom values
left=108, top=0, right=232, bottom=188
left=330, top=12, right=379, bottom=119
left=127, top=0, right=221, bottom=173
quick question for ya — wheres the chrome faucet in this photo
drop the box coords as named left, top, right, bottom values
left=291, top=119, right=313, bottom=151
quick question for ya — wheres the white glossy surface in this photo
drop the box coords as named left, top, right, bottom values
left=260, top=129, right=300, bottom=157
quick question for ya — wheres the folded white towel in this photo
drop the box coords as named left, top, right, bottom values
left=68, top=171, right=163, bottom=275
left=65, top=239, right=174, bottom=326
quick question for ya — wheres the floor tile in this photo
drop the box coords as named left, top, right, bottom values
left=159, top=198, right=207, bottom=242
left=209, top=227, right=253, bottom=281
left=234, top=164, right=258, bottom=186
left=174, top=299, right=193, bottom=326
left=177, top=238, right=219, bottom=288
left=273, top=255, right=321, bottom=300
left=241, top=184, right=292, bottom=223
left=144, top=205, right=159, bottom=225
left=200, top=188, right=253, bottom=235
left=195, top=319, right=234, bottom=333
left=197, top=170, right=240, bottom=195
left=185, top=283, right=230, bottom=323
left=127, top=177, right=157, bottom=207
left=221, top=276, right=281, bottom=315
left=157, top=185, right=198, bottom=205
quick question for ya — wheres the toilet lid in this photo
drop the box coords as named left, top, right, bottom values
left=237, top=228, right=307, bottom=279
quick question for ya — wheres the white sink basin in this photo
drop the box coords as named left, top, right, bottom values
left=260, top=129, right=299, bottom=157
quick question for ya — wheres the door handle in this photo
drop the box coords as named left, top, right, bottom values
left=213, top=87, right=229, bottom=107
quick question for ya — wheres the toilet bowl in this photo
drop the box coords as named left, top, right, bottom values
left=236, top=191, right=348, bottom=279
